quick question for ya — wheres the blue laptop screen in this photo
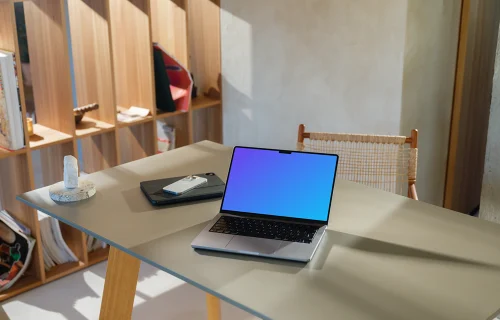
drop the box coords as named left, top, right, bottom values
left=221, top=147, right=338, bottom=222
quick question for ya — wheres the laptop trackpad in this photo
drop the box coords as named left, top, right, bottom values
left=225, top=236, right=282, bottom=254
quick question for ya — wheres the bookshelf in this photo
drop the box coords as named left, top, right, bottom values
left=0, top=0, right=222, bottom=300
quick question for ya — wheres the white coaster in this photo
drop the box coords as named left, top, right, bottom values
left=49, top=180, right=96, bottom=203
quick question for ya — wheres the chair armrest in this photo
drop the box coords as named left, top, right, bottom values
left=409, top=184, right=418, bottom=201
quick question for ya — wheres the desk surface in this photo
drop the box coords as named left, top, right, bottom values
left=18, top=141, right=500, bottom=320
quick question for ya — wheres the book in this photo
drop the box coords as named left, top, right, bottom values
left=0, top=50, right=24, bottom=151
left=85, top=234, right=107, bottom=252
left=37, top=211, right=79, bottom=270
left=0, top=210, right=35, bottom=292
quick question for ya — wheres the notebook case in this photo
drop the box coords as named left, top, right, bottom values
left=140, top=173, right=225, bottom=206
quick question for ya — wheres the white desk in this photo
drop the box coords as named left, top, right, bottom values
left=18, top=141, right=500, bottom=320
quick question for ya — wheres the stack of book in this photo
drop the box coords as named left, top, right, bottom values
left=0, top=210, right=35, bottom=291
left=0, top=50, right=25, bottom=151
left=37, top=211, right=78, bottom=270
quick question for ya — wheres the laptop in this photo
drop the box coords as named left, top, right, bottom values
left=191, top=146, right=339, bottom=262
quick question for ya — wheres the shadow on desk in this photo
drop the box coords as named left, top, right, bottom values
left=121, top=186, right=221, bottom=214
left=196, top=228, right=500, bottom=272
left=325, top=230, right=500, bottom=271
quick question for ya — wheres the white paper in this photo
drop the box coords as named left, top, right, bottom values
left=117, top=106, right=150, bottom=123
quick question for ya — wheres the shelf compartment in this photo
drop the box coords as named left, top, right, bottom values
left=150, top=0, right=188, bottom=66
left=192, top=106, right=222, bottom=144
left=67, top=0, right=117, bottom=126
left=192, top=96, right=221, bottom=110
left=109, top=0, right=155, bottom=114
left=75, top=116, right=115, bottom=138
left=32, top=142, right=75, bottom=188
left=88, top=246, right=110, bottom=266
left=45, top=261, right=85, bottom=283
left=188, top=0, right=221, bottom=95
left=157, top=113, right=190, bottom=149
left=0, top=275, right=42, bottom=302
left=156, top=109, right=187, bottom=120
left=29, top=124, right=73, bottom=150
left=23, top=0, right=75, bottom=136
left=78, top=131, right=118, bottom=174
left=118, top=121, right=156, bottom=164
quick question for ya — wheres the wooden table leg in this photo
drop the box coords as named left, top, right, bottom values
left=206, top=294, right=221, bottom=320
left=100, top=246, right=141, bottom=320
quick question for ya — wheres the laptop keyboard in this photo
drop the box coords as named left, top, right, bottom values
left=209, top=216, right=320, bottom=244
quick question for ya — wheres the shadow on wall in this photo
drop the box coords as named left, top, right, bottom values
left=399, top=0, right=461, bottom=205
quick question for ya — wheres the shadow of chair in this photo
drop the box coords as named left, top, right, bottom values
left=297, top=124, right=419, bottom=200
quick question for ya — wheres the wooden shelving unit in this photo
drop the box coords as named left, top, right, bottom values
left=0, top=0, right=222, bottom=301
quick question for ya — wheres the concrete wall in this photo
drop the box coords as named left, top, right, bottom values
left=221, top=0, right=460, bottom=205
left=480, top=27, right=500, bottom=223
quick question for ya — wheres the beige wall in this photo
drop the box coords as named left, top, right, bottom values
left=221, top=0, right=460, bottom=205
left=400, top=0, right=461, bottom=205
left=480, top=27, right=500, bottom=223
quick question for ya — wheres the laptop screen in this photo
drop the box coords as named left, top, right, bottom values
left=220, top=147, right=338, bottom=223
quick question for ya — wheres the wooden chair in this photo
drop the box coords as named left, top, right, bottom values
left=297, top=124, right=419, bottom=200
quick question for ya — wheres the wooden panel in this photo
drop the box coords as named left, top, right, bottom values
left=188, top=0, right=220, bottom=92
left=109, top=0, right=155, bottom=113
left=118, top=121, right=155, bottom=164
left=150, top=0, right=188, bottom=66
left=192, top=106, right=222, bottom=143
left=80, top=131, right=118, bottom=173
left=38, top=142, right=75, bottom=186
left=0, top=1, right=16, bottom=51
left=157, top=113, right=189, bottom=148
left=23, top=0, right=75, bottom=135
left=0, top=154, right=33, bottom=220
left=67, top=0, right=116, bottom=125
left=445, top=0, right=500, bottom=213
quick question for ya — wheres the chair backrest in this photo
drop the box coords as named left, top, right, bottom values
left=297, top=124, right=418, bottom=198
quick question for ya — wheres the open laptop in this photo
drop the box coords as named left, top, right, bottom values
left=191, top=146, right=339, bottom=262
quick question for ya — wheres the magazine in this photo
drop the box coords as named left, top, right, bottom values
left=0, top=210, right=35, bottom=291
